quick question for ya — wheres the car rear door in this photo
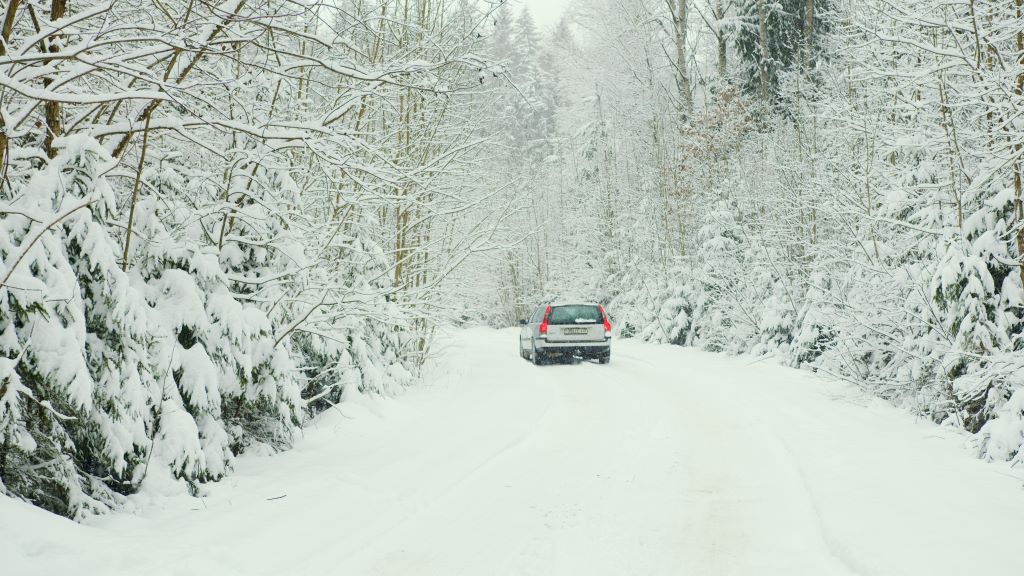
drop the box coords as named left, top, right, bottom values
left=545, top=305, right=606, bottom=343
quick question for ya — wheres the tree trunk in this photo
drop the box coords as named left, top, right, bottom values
left=757, top=0, right=771, bottom=103
left=0, top=0, right=19, bottom=56
left=121, top=115, right=152, bottom=271
left=1015, top=0, right=1024, bottom=288
left=0, top=0, right=20, bottom=182
left=671, top=0, right=692, bottom=120
left=803, top=0, right=814, bottom=70
left=714, top=0, right=727, bottom=79
left=43, top=0, right=67, bottom=159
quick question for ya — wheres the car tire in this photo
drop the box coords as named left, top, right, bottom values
left=598, top=354, right=610, bottom=365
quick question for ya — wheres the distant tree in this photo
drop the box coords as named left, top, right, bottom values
left=734, top=0, right=830, bottom=106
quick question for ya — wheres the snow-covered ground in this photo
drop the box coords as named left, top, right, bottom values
left=3, top=328, right=1024, bottom=576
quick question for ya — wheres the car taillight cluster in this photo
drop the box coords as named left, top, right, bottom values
left=539, top=305, right=551, bottom=336
left=599, top=305, right=612, bottom=337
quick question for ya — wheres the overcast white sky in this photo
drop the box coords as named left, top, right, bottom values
left=522, top=0, right=572, bottom=27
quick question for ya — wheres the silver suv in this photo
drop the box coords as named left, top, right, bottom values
left=519, top=303, right=611, bottom=365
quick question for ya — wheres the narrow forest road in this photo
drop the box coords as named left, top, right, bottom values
left=4, top=328, right=1024, bottom=576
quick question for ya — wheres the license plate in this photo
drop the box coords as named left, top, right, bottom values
left=564, top=327, right=588, bottom=335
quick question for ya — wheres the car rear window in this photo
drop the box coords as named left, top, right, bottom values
left=548, top=305, right=602, bottom=325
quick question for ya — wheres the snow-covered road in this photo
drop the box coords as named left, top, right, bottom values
left=4, top=328, right=1024, bottom=576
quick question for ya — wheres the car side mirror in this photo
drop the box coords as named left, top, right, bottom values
left=518, top=319, right=527, bottom=326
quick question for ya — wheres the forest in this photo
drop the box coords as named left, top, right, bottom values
left=1, top=0, right=1022, bottom=520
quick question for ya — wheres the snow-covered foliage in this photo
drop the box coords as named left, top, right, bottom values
left=1, top=0, right=503, bottom=517
left=3, top=0, right=1022, bottom=519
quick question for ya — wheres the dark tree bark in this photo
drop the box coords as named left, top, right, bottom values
left=43, top=0, right=67, bottom=159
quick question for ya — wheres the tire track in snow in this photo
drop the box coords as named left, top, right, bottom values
left=621, top=341, right=858, bottom=576
left=726, top=382, right=869, bottom=576
left=319, top=334, right=566, bottom=575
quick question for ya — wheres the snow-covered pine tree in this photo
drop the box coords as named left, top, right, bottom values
left=734, top=0, right=831, bottom=108
left=1, top=136, right=157, bottom=518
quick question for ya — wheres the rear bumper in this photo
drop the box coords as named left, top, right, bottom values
left=537, top=340, right=610, bottom=358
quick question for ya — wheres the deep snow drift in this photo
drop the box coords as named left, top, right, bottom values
left=3, top=328, right=1024, bottom=575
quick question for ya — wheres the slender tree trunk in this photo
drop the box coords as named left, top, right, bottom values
left=803, top=0, right=814, bottom=70
left=0, top=0, right=20, bottom=182
left=43, top=0, right=67, bottom=159
left=1015, top=0, right=1024, bottom=288
left=121, top=115, right=152, bottom=271
left=938, top=74, right=967, bottom=229
left=0, top=0, right=19, bottom=54
left=716, top=0, right=727, bottom=78
left=671, top=0, right=692, bottom=120
left=757, top=0, right=771, bottom=104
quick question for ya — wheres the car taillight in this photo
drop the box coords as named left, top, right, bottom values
left=599, top=305, right=611, bottom=337
left=539, top=305, right=551, bottom=336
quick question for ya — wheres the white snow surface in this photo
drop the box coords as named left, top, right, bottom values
left=3, top=327, right=1024, bottom=576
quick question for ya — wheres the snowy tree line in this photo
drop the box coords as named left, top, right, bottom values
left=0, top=0, right=510, bottom=518
left=468, top=0, right=1024, bottom=465
left=3, top=0, right=1023, bottom=520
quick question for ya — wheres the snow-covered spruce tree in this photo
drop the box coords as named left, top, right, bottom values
left=213, top=163, right=305, bottom=453
left=126, top=157, right=304, bottom=485
left=290, top=209, right=416, bottom=414
left=734, top=0, right=832, bottom=108
left=933, top=171, right=1024, bottom=433
left=690, top=199, right=747, bottom=353
left=647, top=273, right=699, bottom=346
left=127, top=181, right=234, bottom=484
left=1, top=137, right=156, bottom=518
left=787, top=269, right=837, bottom=368
left=839, top=0, right=1024, bottom=443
